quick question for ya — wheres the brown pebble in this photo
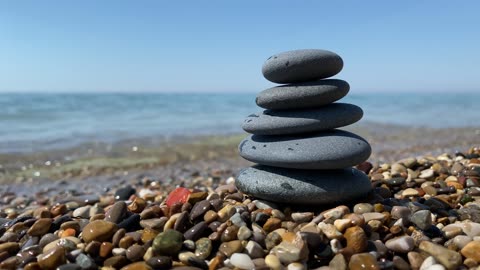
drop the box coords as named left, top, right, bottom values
left=120, top=261, right=153, bottom=270
left=0, top=242, right=20, bottom=255
left=344, top=226, right=367, bottom=253
left=82, top=220, right=118, bottom=243
left=24, top=262, right=42, bottom=270
left=118, top=235, right=135, bottom=249
left=219, top=240, right=244, bottom=257
left=104, top=255, right=129, bottom=268
left=349, top=253, right=380, bottom=270
left=128, top=197, right=147, bottom=213
left=126, top=244, right=146, bottom=262
left=461, top=241, right=480, bottom=263
left=263, top=218, right=282, bottom=233
left=27, top=218, right=52, bottom=236
left=99, top=242, right=113, bottom=257
left=37, top=247, right=66, bottom=270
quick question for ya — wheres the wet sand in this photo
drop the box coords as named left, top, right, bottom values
left=1, top=123, right=478, bottom=185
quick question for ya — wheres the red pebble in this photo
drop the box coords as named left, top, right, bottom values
left=165, top=187, right=191, bottom=207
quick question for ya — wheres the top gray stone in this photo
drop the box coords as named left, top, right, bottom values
left=262, top=49, right=343, bottom=84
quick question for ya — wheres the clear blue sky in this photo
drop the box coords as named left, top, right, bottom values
left=1, top=1, right=479, bottom=92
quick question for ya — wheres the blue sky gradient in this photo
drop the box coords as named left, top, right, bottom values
left=1, top=1, right=479, bottom=92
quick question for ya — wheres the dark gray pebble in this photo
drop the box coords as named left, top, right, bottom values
left=243, top=103, right=362, bottom=135
left=262, top=49, right=343, bottom=83
left=239, top=130, right=371, bottom=170
left=236, top=165, right=371, bottom=204
left=256, top=79, right=349, bottom=110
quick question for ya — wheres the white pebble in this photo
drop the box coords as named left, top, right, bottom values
left=420, top=256, right=437, bottom=270
left=112, top=248, right=126, bottom=256
left=230, top=253, right=254, bottom=270
left=425, top=265, right=446, bottom=270
left=288, top=262, right=306, bottom=270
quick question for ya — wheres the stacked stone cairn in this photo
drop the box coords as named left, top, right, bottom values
left=237, top=49, right=372, bottom=205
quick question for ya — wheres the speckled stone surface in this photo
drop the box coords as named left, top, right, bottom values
left=256, top=79, right=349, bottom=110
left=238, top=130, right=371, bottom=170
left=236, top=165, right=371, bottom=204
left=262, top=49, right=343, bottom=84
left=242, top=103, right=363, bottom=135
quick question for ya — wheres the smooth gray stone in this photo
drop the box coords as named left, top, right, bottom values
left=236, top=165, right=372, bottom=204
left=242, top=103, right=363, bottom=135
left=256, top=79, right=349, bottom=110
left=262, top=49, right=343, bottom=84
left=238, top=130, right=371, bottom=169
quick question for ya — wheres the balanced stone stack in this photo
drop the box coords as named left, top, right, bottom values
left=236, top=49, right=372, bottom=205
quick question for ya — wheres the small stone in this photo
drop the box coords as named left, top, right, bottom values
left=104, top=255, right=128, bottom=268
left=348, top=253, right=380, bottom=270
left=115, top=185, right=136, bottom=200
left=420, top=256, right=437, bottom=270
left=354, top=203, right=374, bottom=214
left=402, top=188, right=420, bottom=197
left=287, top=262, right=306, bottom=270
left=419, top=169, right=435, bottom=179
left=230, top=253, right=255, bottom=269
left=120, top=262, right=152, bottom=270
left=126, top=244, right=145, bottom=262
left=452, top=235, right=472, bottom=249
left=219, top=240, right=244, bottom=257
left=146, top=256, right=172, bottom=270
left=263, top=218, right=282, bottom=233
left=75, top=253, right=96, bottom=270
left=81, top=220, right=117, bottom=243
left=152, top=229, right=183, bottom=256
left=184, top=221, right=208, bottom=241
left=362, top=212, right=385, bottom=223
left=385, top=235, right=414, bottom=253
left=265, top=254, right=282, bottom=270
left=165, top=187, right=191, bottom=207
left=271, top=240, right=308, bottom=264
left=237, top=226, right=252, bottom=240
left=329, top=253, right=347, bottom=270
left=419, top=241, right=462, bottom=270
left=27, top=218, right=52, bottom=236
left=344, top=226, right=368, bottom=253
left=318, top=222, right=343, bottom=240
left=190, top=200, right=211, bottom=220
left=194, top=238, right=212, bottom=260
left=411, top=210, right=432, bottom=230
left=291, top=212, right=314, bottom=223
left=105, top=201, right=127, bottom=224
left=408, top=251, right=424, bottom=270
left=37, top=247, right=66, bottom=270
left=460, top=241, right=480, bottom=263
left=246, top=240, right=265, bottom=259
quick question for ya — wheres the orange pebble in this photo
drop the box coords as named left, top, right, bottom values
left=61, top=228, right=76, bottom=238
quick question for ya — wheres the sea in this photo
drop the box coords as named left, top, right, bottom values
left=0, top=92, right=478, bottom=153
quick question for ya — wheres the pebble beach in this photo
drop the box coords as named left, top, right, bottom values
left=0, top=125, right=479, bottom=269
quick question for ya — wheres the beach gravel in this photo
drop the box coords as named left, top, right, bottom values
left=0, top=147, right=479, bottom=269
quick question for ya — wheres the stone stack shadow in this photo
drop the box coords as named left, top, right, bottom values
left=236, top=49, right=372, bottom=205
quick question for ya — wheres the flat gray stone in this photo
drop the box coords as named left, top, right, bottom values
left=236, top=165, right=371, bottom=204
left=262, top=49, right=343, bottom=84
left=242, top=103, right=363, bottom=135
left=238, top=130, right=371, bottom=169
left=256, top=79, right=349, bottom=110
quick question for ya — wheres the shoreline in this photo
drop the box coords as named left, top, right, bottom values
left=0, top=122, right=479, bottom=184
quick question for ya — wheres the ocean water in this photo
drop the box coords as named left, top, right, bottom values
left=0, top=92, right=478, bottom=153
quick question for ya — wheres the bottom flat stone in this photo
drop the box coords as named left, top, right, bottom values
left=236, top=165, right=372, bottom=205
